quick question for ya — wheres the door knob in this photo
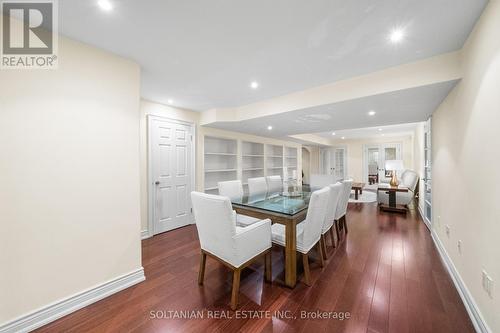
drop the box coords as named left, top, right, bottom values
left=155, top=181, right=160, bottom=185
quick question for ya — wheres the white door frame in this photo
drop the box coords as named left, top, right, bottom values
left=147, top=115, right=196, bottom=238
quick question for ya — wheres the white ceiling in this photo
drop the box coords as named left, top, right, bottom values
left=58, top=0, right=487, bottom=111
left=207, top=80, right=458, bottom=138
left=318, top=123, right=419, bottom=142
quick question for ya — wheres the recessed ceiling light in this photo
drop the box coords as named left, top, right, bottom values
left=368, top=110, right=376, bottom=116
left=98, top=0, right=113, bottom=11
left=378, top=128, right=383, bottom=131
left=331, top=132, right=336, bottom=136
left=250, top=81, right=259, bottom=89
left=267, top=125, right=273, bottom=130
left=381, top=134, right=385, bottom=137
left=341, top=136, right=345, bottom=140
left=167, top=99, right=173, bottom=105
left=389, top=28, right=405, bottom=44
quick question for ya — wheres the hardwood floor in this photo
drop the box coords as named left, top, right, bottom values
left=36, top=202, right=474, bottom=333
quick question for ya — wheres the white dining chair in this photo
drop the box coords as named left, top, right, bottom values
left=191, top=191, right=272, bottom=310
left=218, top=180, right=260, bottom=227
left=218, top=180, right=243, bottom=201
left=334, top=179, right=353, bottom=240
left=310, top=174, right=335, bottom=191
left=247, top=177, right=268, bottom=195
left=266, top=175, right=283, bottom=194
left=271, top=186, right=330, bottom=286
left=320, top=182, right=343, bottom=259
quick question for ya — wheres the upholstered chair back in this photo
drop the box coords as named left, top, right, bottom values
left=218, top=180, right=244, bottom=201
left=401, top=170, right=419, bottom=192
left=310, top=174, right=335, bottom=190
left=248, top=177, right=268, bottom=195
left=335, top=179, right=353, bottom=220
left=301, top=187, right=331, bottom=249
left=322, top=182, right=343, bottom=233
left=266, top=175, right=283, bottom=194
left=191, top=192, right=236, bottom=257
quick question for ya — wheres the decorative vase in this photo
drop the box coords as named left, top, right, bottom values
left=389, top=171, right=399, bottom=187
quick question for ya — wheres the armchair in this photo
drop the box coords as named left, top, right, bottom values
left=377, top=170, right=419, bottom=206
left=191, top=192, right=272, bottom=309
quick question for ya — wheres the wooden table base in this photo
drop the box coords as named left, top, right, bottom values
left=233, top=206, right=307, bottom=288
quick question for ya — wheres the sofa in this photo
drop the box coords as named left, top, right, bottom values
left=377, top=169, right=419, bottom=206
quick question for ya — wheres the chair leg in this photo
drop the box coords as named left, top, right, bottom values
left=320, top=234, right=328, bottom=260
left=302, top=253, right=311, bottom=286
left=329, top=227, right=336, bottom=248
left=265, top=251, right=272, bottom=283
left=335, top=220, right=341, bottom=241
left=198, top=251, right=207, bottom=285
left=343, top=216, right=348, bottom=234
left=317, top=241, right=325, bottom=268
left=230, top=269, right=241, bottom=310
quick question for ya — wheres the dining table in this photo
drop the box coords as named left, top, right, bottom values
left=231, top=189, right=311, bottom=288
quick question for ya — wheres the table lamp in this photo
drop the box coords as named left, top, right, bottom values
left=385, top=160, right=404, bottom=186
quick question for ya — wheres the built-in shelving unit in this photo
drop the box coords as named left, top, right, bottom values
left=204, top=136, right=237, bottom=194
left=203, top=137, right=301, bottom=194
left=242, top=141, right=265, bottom=185
left=266, top=144, right=284, bottom=178
left=284, top=146, right=298, bottom=180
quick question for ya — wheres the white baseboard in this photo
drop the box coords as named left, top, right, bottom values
left=431, top=232, right=491, bottom=333
left=0, top=268, right=145, bottom=333
left=417, top=204, right=430, bottom=230
left=141, top=229, right=151, bottom=240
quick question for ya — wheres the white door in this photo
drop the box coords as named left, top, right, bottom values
left=423, top=119, right=432, bottom=226
left=332, top=147, right=346, bottom=180
left=320, top=147, right=347, bottom=181
left=150, top=117, right=193, bottom=235
left=379, top=143, right=402, bottom=181
left=363, top=143, right=402, bottom=183
left=364, top=145, right=381, bottom=183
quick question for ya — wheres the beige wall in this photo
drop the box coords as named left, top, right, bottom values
left=139, top=100, right=302, bottom=232
left=331, top=136, right=413, bottom=182
left=432, top=1, right=500, bottom=331
left=0, top=37, right=142, bottom=324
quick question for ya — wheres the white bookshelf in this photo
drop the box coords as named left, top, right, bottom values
left=284, top=146, right=298, bottom=180
left=203, top=137, right=300, bottom=193
left=204, top=136, right=237, bottom=193
left=266, top=144, right=284, bottom=178
left=242, top=141, right=265, bottom=186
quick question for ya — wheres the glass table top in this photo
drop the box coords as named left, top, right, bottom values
left=231, top=190, right=311, bottom=216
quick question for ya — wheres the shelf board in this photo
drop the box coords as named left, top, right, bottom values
left=204, top=169, right=237, bottom=173
left=286, top=166, right=297, bottom=168
left=204, top=187, right=218, bottom=191
left=267, top=155, right=284, bottom=158
left=243, top=168, right=264, bottom=171
left=204, top=152, right=237, bottom=156
left=285, top=156, right=297, bottom=159
left=243, top=154, right=264, bottom=157
left=267, top=166, right=283, bottom=169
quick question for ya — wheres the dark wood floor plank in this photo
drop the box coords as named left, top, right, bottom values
left=34, top=202, right=474, bottom=333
